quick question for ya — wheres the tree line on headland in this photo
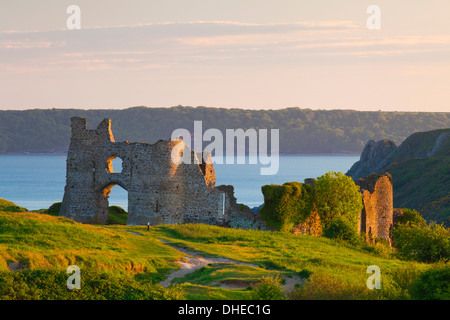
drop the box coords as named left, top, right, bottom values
left=0, top=106, right=449, bottom=154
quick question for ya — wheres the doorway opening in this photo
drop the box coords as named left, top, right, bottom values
left=103, top=184, right=128, bottom=225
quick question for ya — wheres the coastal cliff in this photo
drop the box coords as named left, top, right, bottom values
left=346, top=128, right=450, bottom=226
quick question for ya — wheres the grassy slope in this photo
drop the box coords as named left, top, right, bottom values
left=0, top=211, right=183, bottom=278
left=381, top=132, right=450, bottom=225
left=0, top=198, right=28, bottom=212
left=0, top=211, right=430, bottom=299
left=386, top=156, right=450, bottom=225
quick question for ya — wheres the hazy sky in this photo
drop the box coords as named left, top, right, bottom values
left=1, top=0, right=450, bottom=112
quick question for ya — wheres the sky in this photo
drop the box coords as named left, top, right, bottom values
left=0, top=0, right=450, bottom=112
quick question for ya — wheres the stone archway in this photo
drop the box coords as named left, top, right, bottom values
left=99, top=181, right=128, bottom=224
left=60, top=117, right=230, bottom=226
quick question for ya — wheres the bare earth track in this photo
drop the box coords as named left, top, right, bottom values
left=157, top=238, right=304, bottom=291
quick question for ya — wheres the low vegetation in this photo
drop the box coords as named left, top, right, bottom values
left=0, top=199, right=448, bottom=300
left=391, top=209, right=450, bottom=263
left=260, top=182, right=314, bottom=232
left=0, top=198, right=28, bottom=212
left=260, top=172, right=363, bottom=237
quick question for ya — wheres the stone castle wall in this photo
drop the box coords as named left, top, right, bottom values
left=355, top=173, right=394, bottom=244
left=60, top=117, right=230, bottom=226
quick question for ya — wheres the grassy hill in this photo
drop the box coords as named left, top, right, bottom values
left=378, top=129, right=450, bottom=226
left=347, top=128, right=450, bottom=226
left=0, top=210, right=435, bottom=300
left=382, top=155, right=450, bottom=226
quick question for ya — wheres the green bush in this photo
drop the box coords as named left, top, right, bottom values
left=252, top=275, right=285, bottom=300
left=392, top=216, right=450, bottom=263
left=410, top=264, right=450, bottom=300
left=46, top=202, right=62, bottom=216
left=323, top=217, right=360, bottom=245
left=260, top=182, right=314, bottom=232
left=395, top=208, right=426, bottom=226
left=287, top=273, right=374, bottom=300
left=375, top=264, right=423, bottom=300
left=314, top=172, right=363, bottom=230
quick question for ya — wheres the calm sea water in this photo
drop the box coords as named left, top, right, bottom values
left=0, top=154, right=359, bottom=211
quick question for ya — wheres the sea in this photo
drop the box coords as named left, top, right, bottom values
left=0, top=154, right=359, bottom=211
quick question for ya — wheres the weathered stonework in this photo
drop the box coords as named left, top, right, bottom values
left=217, top=185, right=266, bottom=230
left=295, top=176, right=394, bottom=243
left=292, top=204, right=323, bottom=237
left=355, top=173, right=394, bottom=245
left=60, top=117, right=230, bottom=226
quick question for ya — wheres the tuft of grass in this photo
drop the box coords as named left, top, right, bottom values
left=0, top=198, right=27, bottom=212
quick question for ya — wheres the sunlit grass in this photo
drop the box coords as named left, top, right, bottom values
left=0, top=211, right=183, bottom=276
left=0, top=211, right=434, bottom=300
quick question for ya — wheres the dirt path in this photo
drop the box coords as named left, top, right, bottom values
left=158, top=239, right=260, bottom=288
left=158, top=239, right=304, bottom=291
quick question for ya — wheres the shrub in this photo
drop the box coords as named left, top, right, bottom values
left=376, top=264, right=422, bottom=300
left=314, top=172, right=363, bottom=230
left=392, top=220, right=450, bottom=263
left=252, top=275, right=285, bottom=300
left=394, top=208, right=426, bottom=226
left=410, top=264, right=450, bottom=300
left=260, top=182, right=314, bottom=232
left=323, top=217, right=360, bottom=245
left=46, top=202, right=62, bottom=216
left=287, top=273, right=373, bottom=300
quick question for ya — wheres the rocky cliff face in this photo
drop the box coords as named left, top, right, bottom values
left=347, top=129, right=450, bottom=181
left=346, top=128, right=450, bottom=226
left=346, top=139, right=398, bottom=180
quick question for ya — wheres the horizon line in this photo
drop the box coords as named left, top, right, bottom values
left=1, top=105, right=449, bottom=113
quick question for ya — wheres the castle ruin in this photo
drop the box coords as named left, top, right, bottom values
left=60, top=117, right=231, bottom=226
left=355, top=173, right=394, bottom=245
left=295, top=174, right=394, bottom=245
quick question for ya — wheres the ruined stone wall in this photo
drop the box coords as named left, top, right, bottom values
left=217, top=185, right=266, bottom=230
left=290, top=176, right=394, bottom=242
left=60, top=117, right=230, bottom=226
left=292, top=204, right=323, bottom=237
left=355, top=173, right=394, bottom=244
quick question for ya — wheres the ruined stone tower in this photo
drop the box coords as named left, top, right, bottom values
left=355, top=173, right=394, bottom=245
left=60, top=117, right=230, bottom=226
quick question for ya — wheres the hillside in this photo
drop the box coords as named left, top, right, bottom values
left=347, top=128, right=450, bottom=226
left=0, top=107, right=449, bottom=154
left=0, top=210, right=430, bottom=300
